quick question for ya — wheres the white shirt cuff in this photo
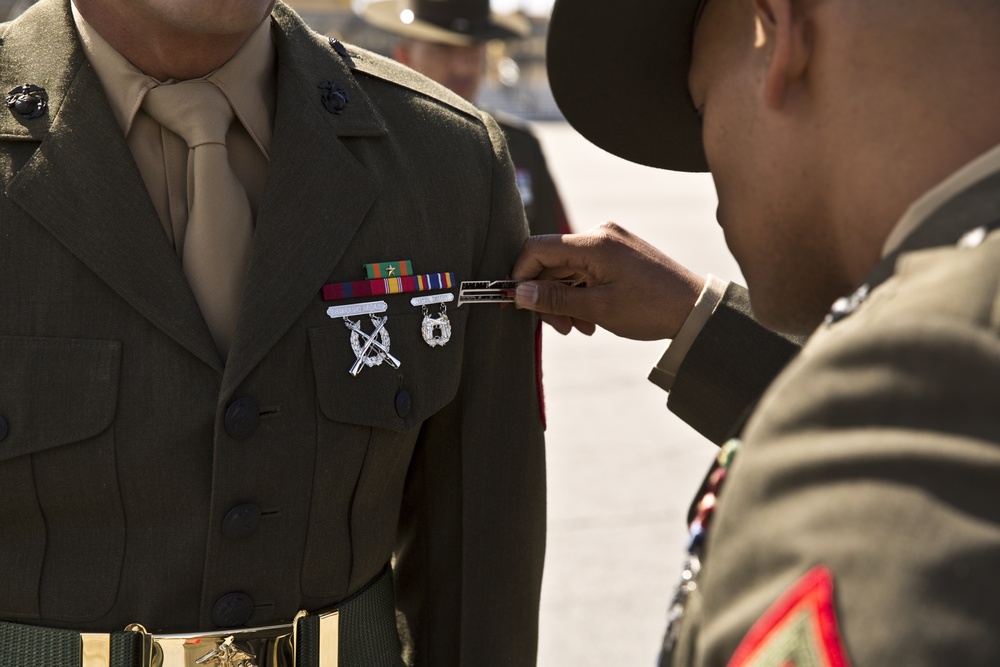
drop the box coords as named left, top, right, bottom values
left=648, top=275, right=728, bottom=393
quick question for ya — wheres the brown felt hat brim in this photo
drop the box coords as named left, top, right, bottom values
left=546, top=0, right=708, bottom=172
left=361, top=0, right=529, bottom=46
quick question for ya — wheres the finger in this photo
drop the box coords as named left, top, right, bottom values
left=534, top=312, right=594, bottom=336
left=515, top=279, right=609, bottom=327
left=539, top=313, right=575, bottom=335
left=512, top=233, right=592, bottom=281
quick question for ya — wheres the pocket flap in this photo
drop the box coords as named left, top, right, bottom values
left=0, top=337, right=121, bottom=461
left=309, top=309, right=466, bottom=433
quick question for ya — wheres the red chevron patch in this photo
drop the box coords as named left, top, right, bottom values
left=726, top=566, right=852, bottom=667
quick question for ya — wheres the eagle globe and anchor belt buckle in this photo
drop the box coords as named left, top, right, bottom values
left=77, top=607, right=339, bottom=667
left=68, top=565, right=402, bottom=667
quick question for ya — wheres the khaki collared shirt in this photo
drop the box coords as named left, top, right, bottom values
left=651, top=141, right=1000, bottom=392
left=71, top=2, right=276, bottom=254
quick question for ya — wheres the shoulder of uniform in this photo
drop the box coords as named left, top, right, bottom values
left=343, top=44, right=488, bottom=125
left=485, top=109, right=542, bottom=151
left=488, top=108, right=533, bottom=134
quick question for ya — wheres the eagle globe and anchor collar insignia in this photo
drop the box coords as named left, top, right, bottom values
left=5, top=83, right=48, bottom=119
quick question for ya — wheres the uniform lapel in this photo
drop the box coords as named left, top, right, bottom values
left=222, top=3, right=387, bottom=397
left=2, top=0, right=223, bottom=373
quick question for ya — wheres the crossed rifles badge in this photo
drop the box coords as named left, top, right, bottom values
left=327, top=301, right=401, bottom=376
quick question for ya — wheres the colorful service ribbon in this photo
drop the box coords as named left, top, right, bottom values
left=323, top=272, right=455, bottom=302
left=363, top=260, right=413, bottom=279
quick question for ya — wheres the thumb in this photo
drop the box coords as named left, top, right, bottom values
left=515, top=280, right=598, bottom=321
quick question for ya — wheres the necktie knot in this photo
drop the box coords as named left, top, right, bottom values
left=143, top=80, right=234, bottom=148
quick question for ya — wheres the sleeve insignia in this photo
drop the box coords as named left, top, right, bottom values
left=726, top=566, right=852, bottom=667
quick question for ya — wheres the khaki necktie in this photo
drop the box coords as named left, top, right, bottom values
left=142, top=81, right=253, bottom=358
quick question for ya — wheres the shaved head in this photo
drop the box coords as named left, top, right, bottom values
left=689, top=0, right=1000, bottom=333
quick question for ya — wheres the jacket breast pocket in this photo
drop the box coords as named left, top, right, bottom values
left=0, top=336, right=124, bottom=622
left=300, top=305, right=467, bottom=598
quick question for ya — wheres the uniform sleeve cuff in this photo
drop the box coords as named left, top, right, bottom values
left=648, top=275, right=728, bottom=393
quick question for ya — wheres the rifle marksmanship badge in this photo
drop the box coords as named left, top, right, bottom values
left=327, top=301, right=401, bottom=376
left=411, top=292, right=454, bottom=347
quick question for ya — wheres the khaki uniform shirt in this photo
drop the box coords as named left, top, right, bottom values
left=72, top=4, right=273, bottom=266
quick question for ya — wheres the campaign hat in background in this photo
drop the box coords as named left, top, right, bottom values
left=361, top=0, right=530, bottom=46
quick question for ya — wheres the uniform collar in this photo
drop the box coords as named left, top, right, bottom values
left=70, top=1, right=276, bottom=157
left=882, top=140, right=1000, bottom=257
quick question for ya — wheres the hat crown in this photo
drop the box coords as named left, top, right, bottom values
left=413, top=0, right=490, bottom=32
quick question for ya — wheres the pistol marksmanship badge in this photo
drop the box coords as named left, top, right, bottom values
left=328, top=301, right=401, bottom=376
left=420, top=306, right=451, bottom=347
left=195, top=635, right=258, bottom=667
left=412, top=293, right=454, bottom=348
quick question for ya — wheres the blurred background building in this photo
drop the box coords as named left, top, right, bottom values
left=1, top=0, right=562, bottom=120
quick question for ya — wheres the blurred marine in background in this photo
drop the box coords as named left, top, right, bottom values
left=360, top=0, right=571, bottom=236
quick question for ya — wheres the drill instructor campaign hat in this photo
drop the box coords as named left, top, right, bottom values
left=361, top=0, right=530, bottom=46
left=546, top=0, right=709, bottom=172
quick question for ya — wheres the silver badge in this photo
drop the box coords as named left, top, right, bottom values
left=345, top=314, right=401, bottom=376
left=420, top=304, right=452, bottom=347
left=411, top=292, right=453, bottom=347
left=327, top=300, right=389, bottom=319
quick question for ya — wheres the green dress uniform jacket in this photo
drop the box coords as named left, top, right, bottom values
left=666, top=170, right=1000, bottom=665
left=0, top=2, right=545, bottom=665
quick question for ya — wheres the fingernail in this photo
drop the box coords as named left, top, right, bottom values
left=516, top=283, right=538, bottom=307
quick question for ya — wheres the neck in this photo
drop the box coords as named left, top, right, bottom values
left=73, top=0, right=263, bottom=80
left=817, top=9, right=1000, bottom=287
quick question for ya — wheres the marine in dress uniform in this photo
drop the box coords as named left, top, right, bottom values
left=360, top=0, right=571, bottom=236
left=513, top=0, right=1000, bottom=665
left=0, top=0, right=545, bottom=665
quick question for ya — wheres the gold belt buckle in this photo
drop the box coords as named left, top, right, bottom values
left=123, top=622, right=293, bottom=667
left=112, top=611, right=338, bottom=667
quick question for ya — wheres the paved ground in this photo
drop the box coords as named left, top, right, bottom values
left=529, top=122, right=744, bottom=667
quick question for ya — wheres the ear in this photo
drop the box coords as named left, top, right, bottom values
left=753, top=0, right=811, bottom=109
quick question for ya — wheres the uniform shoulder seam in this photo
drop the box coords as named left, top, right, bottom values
left=344, top=44, right=487, bottom=126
